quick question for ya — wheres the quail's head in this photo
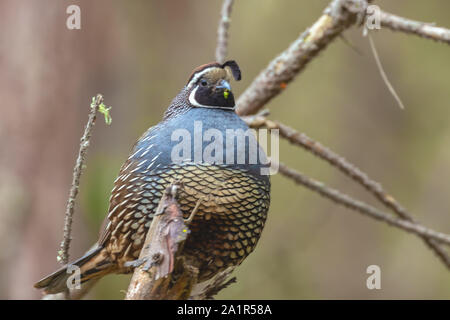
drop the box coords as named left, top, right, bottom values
left=185, top=60, right=241, bottom=110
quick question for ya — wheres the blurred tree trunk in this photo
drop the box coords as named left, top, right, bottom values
left=0, top=0, right=122, bottom=299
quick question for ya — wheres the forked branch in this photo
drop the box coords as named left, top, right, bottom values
left=236, top=0, right=372, bottom=116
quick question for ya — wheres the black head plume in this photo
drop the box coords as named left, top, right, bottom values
left=222, top=60, right=241, bottom=81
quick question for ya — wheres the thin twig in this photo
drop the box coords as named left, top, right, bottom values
left=243, top=114, right=450, bottom=268
left=379, top=10, right=450, bottom=45
left=277, top=162, right=450, bottom=246
left=57, top=94, right=104, bottom=265
left=216, top=0, right=235, bottom=63
left=367, top=32, right=405, bottom=109
left=236, top=0, right=372, bottom=116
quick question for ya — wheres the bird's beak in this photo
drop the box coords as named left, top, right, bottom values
left=216, top=79, right=231, bottom=91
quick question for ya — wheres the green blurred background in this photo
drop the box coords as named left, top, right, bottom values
left=0, top=0, right=449, bottom=299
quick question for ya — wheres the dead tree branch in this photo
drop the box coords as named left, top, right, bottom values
left=125, top=182, right=198, bottom=300
left=236, top=0, right=372, bottom=116
left=379, top=10, right=450, bottom=45
left=216, top=0, right=235, bottom=63
left=277, top=162, right=450, bottom=247
left=236, top=2, right=449, bottom=117
left=125, top=182, right=238, bottom=300
left=243, top=113, right=450, bottom=268
left=57, top=94, right=105, bottom=265
left=243, top=112, right=412, bottom=219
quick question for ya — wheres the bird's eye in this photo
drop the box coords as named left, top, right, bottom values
left=200, top=80, right=208, bottom=87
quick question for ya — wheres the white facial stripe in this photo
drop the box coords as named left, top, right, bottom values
left=186, top=67, right=223, bottom=89
left=188, top=85, right=235, bottom=110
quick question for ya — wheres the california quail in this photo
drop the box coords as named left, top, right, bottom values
left=35, top=61, right=271, bottom=298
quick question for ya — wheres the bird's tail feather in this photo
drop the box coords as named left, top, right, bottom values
left=34, top=245, right=114, bottom=294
